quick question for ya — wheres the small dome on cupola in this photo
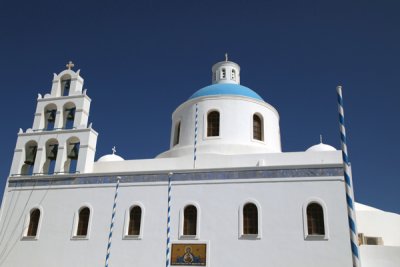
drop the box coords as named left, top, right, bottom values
left=98, top=147, right=124, bottom=162
left=189, top=54, right=264, bottom=101
left=306, top=135, right=336, bottom=152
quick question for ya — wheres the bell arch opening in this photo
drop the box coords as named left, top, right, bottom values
left=21, top=140, right=38, bottom=175
left=64, top=136, right=80, bottom=174
left=42, top=139, right=59, bottom=174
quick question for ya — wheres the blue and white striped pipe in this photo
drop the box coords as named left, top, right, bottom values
left=337, top=86, right=360, bottom=267
left=193, top=103, right=198, bottom=168
left=165, top=172, right=173, bottom=267
left=105, top=176, right=121, bottom=267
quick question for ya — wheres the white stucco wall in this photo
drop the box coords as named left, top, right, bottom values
left=0, top=170, right=352, bottom=267
left=359, top=246, right=400, bottom=267
left=356, top=204, right=400, bottom=246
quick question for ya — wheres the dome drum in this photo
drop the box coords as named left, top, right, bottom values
left=157, top=97, right=281, bottom=158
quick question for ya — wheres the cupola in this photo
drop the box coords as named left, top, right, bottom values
left=212, top=53, right=241, bottom=84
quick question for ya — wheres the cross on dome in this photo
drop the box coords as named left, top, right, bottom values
left=112, top=146, right=116, bottom=154
left=320, top=134, right=323, bottom=143
left=66, top=61, right=75, bottom=70
left=225, top=53, right=228, bottom=62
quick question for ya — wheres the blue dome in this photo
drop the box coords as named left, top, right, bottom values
left=189, top=83, right=264, bottom=101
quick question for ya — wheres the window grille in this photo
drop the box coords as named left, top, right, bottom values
left=307, top=203, right=325, bottom=235
left=243, top=203, right=258, bottom=234
left=183, top=205, right=197, bottom=235
left=173, top=122, right=181, bottom=146
left=128, top=206, right=142, bottom=235
left=27, top=209, right=40, bottom=237
left=253, top=114, right=263, bottom=141
left=207, top=111, right=220, bottom=137
left=76, top=207, right=90, bottom=236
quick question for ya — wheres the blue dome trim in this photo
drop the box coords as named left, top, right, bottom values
left=189, top=84, right=264, bottom=101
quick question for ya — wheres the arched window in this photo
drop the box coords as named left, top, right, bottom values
left=183, top=205, right=197, bottom=236
left=173, top=121, right=181, bottom=146
left=253, top=114, right=263, bottom=141
left=231, top=69, right=236, bottom=80
left=243, top=203, right=258, bottom=235
left=27, top=209, right=40, bottom=237
left=207, top=111, right=220, bottom=137
left=76, top=207, right=90, bottom=236
left=128, top=206, right=142, bottom=236
left=307, top=203, right=325, bottom=235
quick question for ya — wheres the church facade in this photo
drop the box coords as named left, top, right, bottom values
left=0, top=58, right=398, bottom=267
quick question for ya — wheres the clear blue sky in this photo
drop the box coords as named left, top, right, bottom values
left=0, top=0, right=399, bottom=213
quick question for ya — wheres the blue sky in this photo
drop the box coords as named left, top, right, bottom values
left=0, top=0, right=399, bottom=213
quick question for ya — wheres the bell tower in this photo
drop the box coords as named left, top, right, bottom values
left=9, top=62, right=98, bottom=176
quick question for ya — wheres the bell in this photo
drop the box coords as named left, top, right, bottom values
left=64, top=79, right=71, bottom=90
left=47, top=144, right=58, bottom=160
left=68, top=142, right=79, bottom=160
left=47, top=109, right=56, bottom=123
left=24, top=146, right=37, bottom=165
left=66, top=107, right=76, bottom=120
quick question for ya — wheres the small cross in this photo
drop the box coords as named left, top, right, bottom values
left=66, top=61, right=75, bottom=70
left=112, top=146, right=116, bottom=154
left=225, top=53, right=228, bottom=62
left=320, top=134, right=323, bottom=143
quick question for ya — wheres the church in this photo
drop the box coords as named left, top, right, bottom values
left=0, top=57, right=398, bottom=267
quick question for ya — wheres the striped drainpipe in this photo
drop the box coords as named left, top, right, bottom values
left=337, top=86, right=361, bottom=267
left=193, top=103, right=198, bottom=168
left=165, top=172, right=173, bottom=267
left=105, top=176, right=121, bottom=267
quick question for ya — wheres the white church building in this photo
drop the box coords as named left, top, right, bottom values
left=0, top=58, right=398, bottom=267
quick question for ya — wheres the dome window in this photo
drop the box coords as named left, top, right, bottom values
left=207, top=111, right=220, bottom=137
left=173, top=121, right=181, bottom=146
left=253, top=114, right=263, bottom=141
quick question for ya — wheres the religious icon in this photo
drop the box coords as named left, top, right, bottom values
left=171, top=244, right=206, bottom=266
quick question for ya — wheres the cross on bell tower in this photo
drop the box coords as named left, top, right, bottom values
left=66, top=61, right=75, bottom=70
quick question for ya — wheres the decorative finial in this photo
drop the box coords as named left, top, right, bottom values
left=320, top=134, right=323, bottom=144
left=112, top=146, right=116, bottom=154
left=225, top=53, right=228, bottom=62
left=66, top=61, right=75, bottom=70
